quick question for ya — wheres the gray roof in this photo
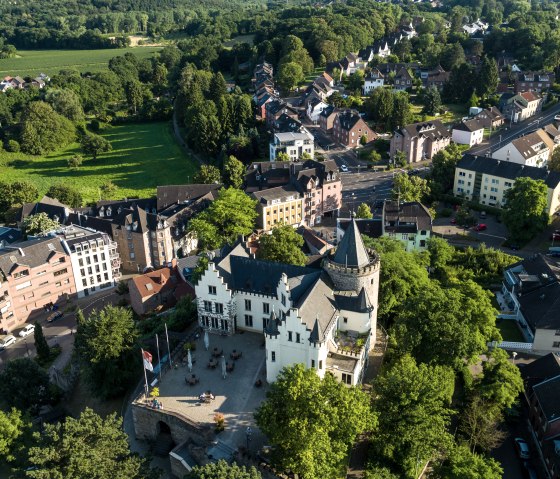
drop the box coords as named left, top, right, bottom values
left=156, top=184, right=220, bottom=211
left=0, top=237, right=67, bottom=276
left=264, top=310, right=280, bottom=337
left=454, top=118, right=484, bottom=132
left=533, top=376, right=560, bottom=421
left=397, top=120, right=450, bottom=140
left=334, top=288, right=370, bottom=313
left=383, top=201, right=432, bottom=233
left=333, top=218, right=370, bottom=268
left=521, top=353, right=560, bottom=389
left=458, top=154, right=560, bottom=189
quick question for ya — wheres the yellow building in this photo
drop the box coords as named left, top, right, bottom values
left=453, top=154, right=560, bottom=214
left=252, top=186, right=304, bottom=230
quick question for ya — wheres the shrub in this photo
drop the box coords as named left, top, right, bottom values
left=67, top=155, right=83, bottom=168
left=439, top=208, right=453, bottom=218
left=6, top=139, right=20, bottom=152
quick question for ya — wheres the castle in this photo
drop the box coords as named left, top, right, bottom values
left=194, top=218, right=380, bottom=385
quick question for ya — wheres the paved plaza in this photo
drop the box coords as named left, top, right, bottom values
left=155, top=331, right=270, bottom=454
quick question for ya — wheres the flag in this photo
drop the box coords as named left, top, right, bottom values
left=142, top=349, right=153, bottom=372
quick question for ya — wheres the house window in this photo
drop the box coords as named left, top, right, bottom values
left=245, top=314, right=253, bottom=327
left=311, top=360, right=315, bottom=368
left=54, top=268, right=68, bottom=277
left=341, top=373, right=352, bottom=385
left=553, top=342, right=560, bottom=348
left=204, top=301, right=212, bottom=312
left=130, top=252, right=135, bottom=259
left=555, top=329, right=560, bottom=336
left=245, top=299, right=252, bottom=311
left=215, top=303, right=224, bottom=314
left=343, top=317, right=348, bottom=323
left=288, top=331, right=293, bottom=342
left=319, top=360, right=323, bottom=369
left=296, top=332, right=300, bottom=343
left=271, top=351, right=276, bottom=362
left=13, top=270, right=29, bottom=279
left=208, top=285, right=216, bottom=295
left=281, top=294, right=286, bottom=306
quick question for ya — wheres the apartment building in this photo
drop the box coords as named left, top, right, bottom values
left=252, top=186, right=305, bottom=230
left=515, top=71, right=555, bottom=94
left=362, top=69, right=384, bottom=95
left=56, top=225, right=121, bottom=298
left=332, top=110, right=374, bottom=147
left=451, top=119, right=485, bottom=147
left=453, top=154, right=560, bottom=212
left=500, top=91, right=542, bottom=123
left=0, top=237, right=75, bottom=333
left=269, top=130, right=314, bottom=161
left=390, top=120, right=451, bottom=163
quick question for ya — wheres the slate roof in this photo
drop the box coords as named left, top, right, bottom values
left=0, top=227, right=23, bottom=245
left=0, top=237, right=67, bottom=276
left=333, top=218, right=370, bottom=268
left=533, top=376, right=560, bottom=421
left=518, top=283, right=560, bottom=331
left=156, top=184, right=221, bottom=211
left=457, top=154, right=560, bottom=189
left=334, top=288, right=371, bottom=313
left=264, top=310, right=280, bottom=337
left=397, top=120, right=450, bottom=140
left=66, top=213, right=114, bottom=237
left=18, top=196, right=71, bottom=224
left=521, top=353, right=560, bottom=389
left=383, top=201, right=433, bottom=233
left=454, top=118, right=484, bottom=133
left=336, top=110, right=364, bottom=131
left=252, top=185, right=300, bottom=204
left=319, top=105, right=336, bottom=118
left=338, top=218, right=383, bottom=239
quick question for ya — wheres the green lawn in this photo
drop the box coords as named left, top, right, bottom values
left=0, top=47, right=162, bottom=77
left=411, top=103, right=467, bottom=125
left=497, top=319, right=525, bottom=342
left=0, top=122, right=198, bottom=204
left=222, top=34, right=256, bottom=48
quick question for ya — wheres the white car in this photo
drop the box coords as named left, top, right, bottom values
left=555, top=114, right=560, bottom=121
left=18, top=324, right=35, bottom=338
left=340, top=164, right=349, bottom=172
left=0, top=334, right=17, bottom=350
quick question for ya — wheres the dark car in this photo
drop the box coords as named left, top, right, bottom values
left=514, top=437, right=531, bottom=460
left=46, top=311, right=63, bottom=323
left=474, top=223, right=487, bottom=231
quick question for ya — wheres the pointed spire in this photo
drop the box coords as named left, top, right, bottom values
left=333, top=218, right=370, bottom=268
left=264, top=308, right=280, bottom=337
left=309, top=315, right=321, bottom=344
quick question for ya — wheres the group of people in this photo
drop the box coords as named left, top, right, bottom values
left=199, top=391, right=215, bottom=401
left=151, top=398, right=163, bottom=410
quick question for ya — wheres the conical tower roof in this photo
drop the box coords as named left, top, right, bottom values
left=333, top=218, right=370, bottom=268
left=264, top=310, right=280, bottom=337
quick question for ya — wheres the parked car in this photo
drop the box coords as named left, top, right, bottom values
left=18, top=324, right=35, bottom=338
left=0, top=334, right=17, bottom=350
left=474, top=223, right=487, bottom=231
left=340, top=164, right=349, bottom=172
left=514, top=437, right=531, bottom=460
left=450, top=218, right=457, bottom=224
left=46, top=311, right=63, bottom=323
left=480, top=210, right=487, bottom=219
left=552, top=233, right=560, bottom=241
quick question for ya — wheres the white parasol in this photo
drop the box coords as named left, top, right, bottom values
left=204, top=330, right=209, bottom=351
left=187, top=349, right=193, bottom=372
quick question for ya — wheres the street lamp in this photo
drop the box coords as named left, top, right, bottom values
left=512, top=351, right=518, bottom=365
left=246, top=426, right=252, bottom=453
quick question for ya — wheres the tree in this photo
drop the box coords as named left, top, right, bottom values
left=391, top=172, right=430, bottom=202
left=45, top=88, right=85, bottom=122
left=74, top=306, right=139, bottom=399
left=257, top=225, right=307, bottom=266
left=255, top=364, right=375, bottom=479
left=423, top=86, right=442, bottom=116
left=429, top=144, right=463, bottom=195
left=0, top=181, right=38, bottom=216
left=477, top=57, right=499, bottom=98
left=188, top=460, right=261, bottom=479
left=193, top=164, right=221, bottom=184
left=276, top=152, right=290, bottom=162
left=503, top=177, right=549, bottom=242
left=549, top=147, right=560, bottom=172
left=20, top=101, right=76, bottom=155
left=27, top=408, right=149, bottom=479
left=46, top=185, right=83, bottom=208
left=427, top=237, right=455, bottom=274
left=191, top=256, right=209, bottom=285
left=22, top=213, right=60, bottom=237
left=125, top=80, right=144, bottom=114
left=209, top=72, right=228, bottom=104
left=34, top=322, right=50, bottom=362
left=223, top=155, right=245, bottom=189
left=356, top=203, right=373, bottom=219
left=440, top=42, right=465, bottom=71
left=459, top=395, right=507, bottom=453
left=277, top=62, right=304, bottom=92
left=81, top=133, right=112, bottom=160
left=468, top=91, right=480, bottom=108
left=68, top=155, right=83, bottom=169
left=431, top=444, right=503, bottom=479
left=372, top=355, right=454, bottom=476
left=188, top=188, right=257, bottom=249
left=392, top=150, right=407, bottom=168
left=0, top=408, right=26, bottom=462
left=0, top=358, right=54, bottom=414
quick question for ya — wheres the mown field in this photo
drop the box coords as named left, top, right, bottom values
left=0, top=47, right=162, bottom=77
left=0, top=122, right=199, bottom=204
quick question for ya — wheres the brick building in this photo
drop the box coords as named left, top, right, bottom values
left=332, top=110, right=375, bottom=147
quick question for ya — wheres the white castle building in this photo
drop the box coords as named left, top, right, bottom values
left=194, top=219, right=380, bottom=386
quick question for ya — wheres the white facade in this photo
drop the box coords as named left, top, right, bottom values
left=56, top=226, right=121, bottom=298
left=363, top=75, right=384, bottom=95
left=269, top=130, right=314, bottom=161
left=492, top=141, right=550, bottom=168
left=307, top=100, right=328, bottom=123
left=452, top=126, right=484, bottom=147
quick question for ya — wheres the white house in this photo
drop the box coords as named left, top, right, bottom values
left=363, top=69, right=385, bottom=95
left=269, top=130, right=314, bottom=161
left=492, top=130, right=552, bottom=168
left=194, top=219, right=381, bottom=386
left=55, top=225, right=121, bottom=298
left=451, top=118, right=485, bottom=147
left=306, top=98, right=329, bottom=123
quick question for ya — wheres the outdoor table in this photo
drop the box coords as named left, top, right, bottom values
left=230, top=350, right=242, bottom=360
left=187, top=374, right=199, bottom=385
left=212, top=347, right=223, bottom=357
left=208, top=358, right=217, bottom=368
left=226, top=361, right=235, bottom=372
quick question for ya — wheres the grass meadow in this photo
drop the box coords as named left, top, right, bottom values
left=0, top=122, right=199, bottom=204
left=0, top=47, right=162, bottom=77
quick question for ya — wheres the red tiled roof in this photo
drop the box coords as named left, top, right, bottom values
left=130, top=268, right=176, bottom=299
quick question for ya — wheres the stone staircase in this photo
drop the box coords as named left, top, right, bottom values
left=153, top=433, right=175, bottom=457
left=207, top=440, right=237, bottom=462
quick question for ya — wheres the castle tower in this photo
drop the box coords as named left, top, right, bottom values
left=323, top=218, right=380, bottom=324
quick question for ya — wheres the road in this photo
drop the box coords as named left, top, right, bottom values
left=0, top=289, right=119, bottom=370
left=469, top=102, right=560, bottom=156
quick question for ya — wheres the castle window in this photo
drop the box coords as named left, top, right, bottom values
left=245, top=299, right=252, bottom=311
left=281, top=294, right=286, bottom=306
left=296, top=333, right=300, bottom=343
left=343, top=317, right=348, bottom=323
left=263, top=303, right=270, bottom=314
left=215, top=303, right=224, bottom=314
left=319, top=360, right=323, bottom=370
left=204, top=301, right=212, bottom=312
left=288, top=331, right=293, bottom=342
left=245, top=314, right=253, bottom=327
left=208, top=285, right=216, bottom=295
left=271, top=351, right=276, bottom=362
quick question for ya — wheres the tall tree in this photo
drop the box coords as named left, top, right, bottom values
left=503, top=177, right=549, bottom=242
left=193, top=164, right=221, bottom=184
left=188, top=460, right=261, bottom=479
left=22, top=213, right=60, bottom=237
left=45, top=88, right=85, bottom=122
left=477, top=56, right=500, bottom=98
left=391, top=173, right=430, bottom=202
left=255, top=364, right=375, bottom=479
left=549, top=147, right=560, bottom=172
left=257, top=225, right=307, bottom=266
left=125, top=80, right=144, bottom=114
left=74, top=306, right=139, bottom=399
left=431, top=444, right=503, bottom=479
left=422, top=86, right=442, bottom=116
left=0, top=181, right=38, bottom=216
left=46, top=185, right=83, bottom=208
left=429, top=144, right=463, bottom=195
left=209, top=72, right=228, bottom=104
left=81, top=133, right=112, bottom=160
left=356, top=203, right=373, bottom=219
left=223, top=155, right=245, bottom=189
left=34, top=322, right=50, bottom=362
left=0, top=408, right=26, bottom=463
left=372, top=355, right=454, bottom=477
left=277, top=62, right=304, bottom=92
left=27, top=408, right=150, bottom=479
left=459, top=395, right=507, bottom=453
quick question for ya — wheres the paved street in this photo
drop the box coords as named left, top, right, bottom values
left=469, top=102, right=560, bottom=156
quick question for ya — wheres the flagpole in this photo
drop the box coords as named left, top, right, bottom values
left=164, top=323, right=172, bottom=369
left=141, top=349, right=149, bottom=400
left=156, top=334, right=162, bottom=381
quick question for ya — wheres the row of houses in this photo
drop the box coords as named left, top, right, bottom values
left=0, top=74, right=48, bottom=93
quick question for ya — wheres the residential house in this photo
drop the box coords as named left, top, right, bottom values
left=319, top=105, right=337, bottom=135
left=515, top=71, right=555, bottom=94
left=500, top=91, right=543, bottom=123
left=54, top=225, right=121, bottom=298
left=265, top=100, right=299, bottom=130
left=273, top=113, right=304, bottom=134
left=423, top=65, right=450, bottom=90
left=474, top=106, right=505, bottom=129
left=269, top=129, right=314, bottom=161
left=252, top=62, right=274, bottom=90
left=501, top=254, right=560, bottom=354
left=453, top=154, right=560, bottom=212
left=194, top=218, right=380, bottom=386
left=390, top=120, right=451, bottom=163
left=337, top=200, right=432, bottom=252
left=362, top=69, right=384, bottom=95
left=332, top=110, right=375, bottom=147
left=520, top=354, right=560, bottom=479
left=372, top=41, right=391, bottom=59
left=17, top=196, right=72, bottom=227
left=393, top=67, right=414, bottom=91
left=0, top=237, right=76, bottom=333
left=307, top=97, right=329, bottom=123
left=358, top=47, right=375, bottom=64
left=252, top=186, right=305, bottom=230
left=0, top=227, right=23, bottom=248
left=492, top=129, right=554, bottom=168
left=452, top=118, right=485, bottom=147
left=462, top=19, right=489, bottom=35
